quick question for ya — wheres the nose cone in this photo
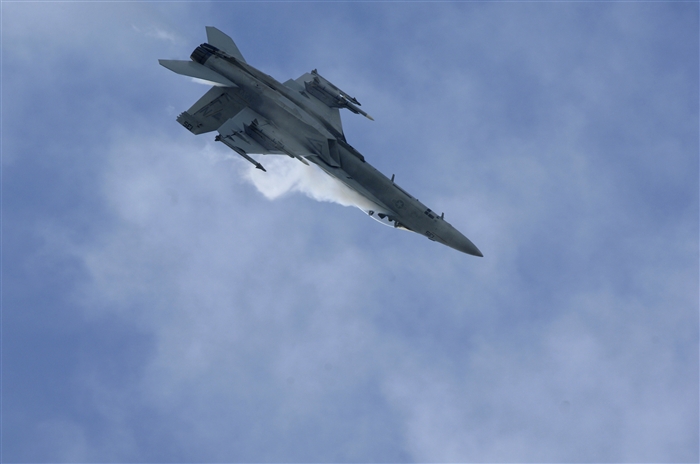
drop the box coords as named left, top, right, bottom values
left=451, top=235, right=483, bottom=257
left=438, top=225, right=483, bottom=257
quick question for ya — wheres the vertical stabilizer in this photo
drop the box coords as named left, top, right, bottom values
left=205, top=26, right=246, bottom=63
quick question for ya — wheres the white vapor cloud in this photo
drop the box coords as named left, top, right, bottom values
left=190, top=78, right=228, bottom=87
left=240, top=155, right=382, bottom=212
left=132, top=24, right=180, bottom=44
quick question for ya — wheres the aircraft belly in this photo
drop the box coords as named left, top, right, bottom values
left=305, top=159, right=388, bottom=212
left=335, top=146, right=432, bottom=232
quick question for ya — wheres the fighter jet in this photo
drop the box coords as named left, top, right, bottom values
left=159, top=27, right=483, bottom=256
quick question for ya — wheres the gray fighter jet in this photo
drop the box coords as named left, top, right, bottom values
left=160, top=27, right=482, bottom=256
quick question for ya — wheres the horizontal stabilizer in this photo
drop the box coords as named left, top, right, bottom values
left=158, top=59, right=237, bottom=87
left=206, top=27, right=246, bottom=63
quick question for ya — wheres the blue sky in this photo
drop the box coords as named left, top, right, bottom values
left=3, top=2, right=698, bottom=462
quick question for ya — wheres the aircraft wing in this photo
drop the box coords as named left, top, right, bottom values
left=217, top=108, right=279, bottom=156
left=174, top=87, right=247, bottom=135
left=217, top=107, right=312, bottom=166
left=295, top=70, right=373, bottom=121
left=284, top=73, right=344, bottom=138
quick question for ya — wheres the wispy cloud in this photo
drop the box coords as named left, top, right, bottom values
left=132, top=23, right=180, bottom=44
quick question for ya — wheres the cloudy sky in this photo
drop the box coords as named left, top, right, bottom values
left=3, top=2, right=698, bottom=462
